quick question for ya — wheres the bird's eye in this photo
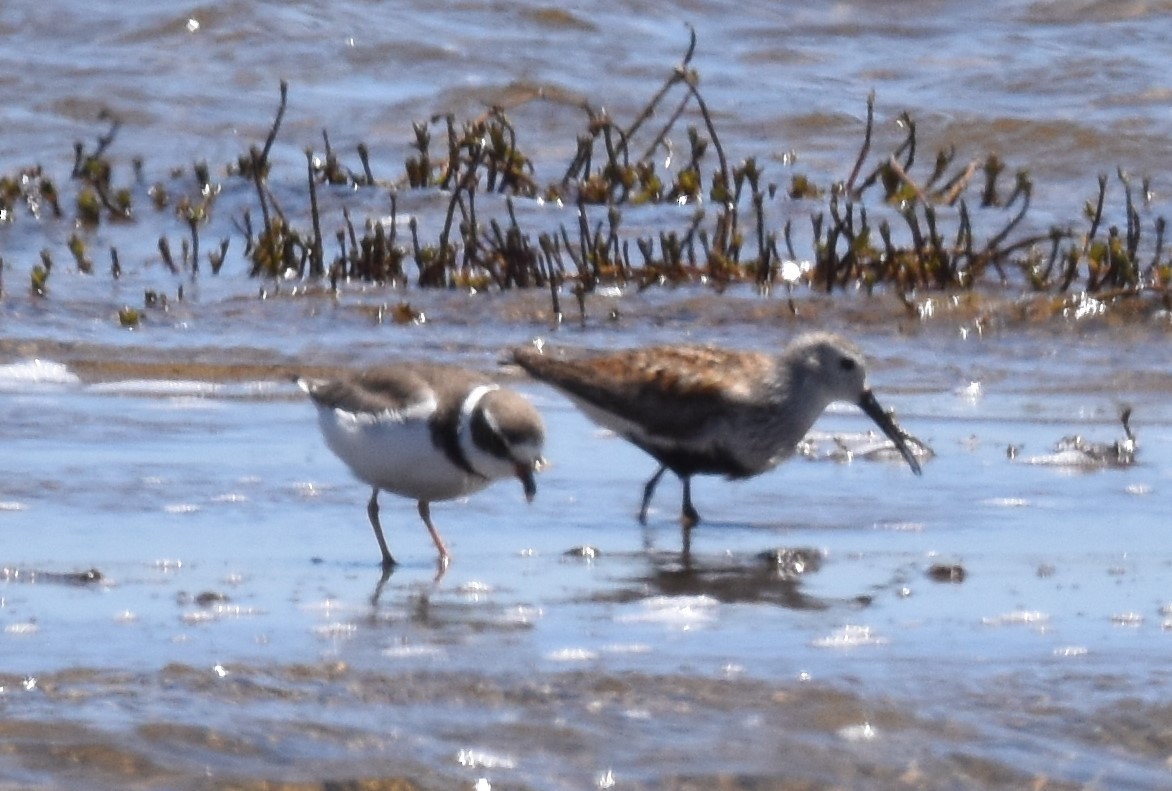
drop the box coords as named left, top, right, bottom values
left=838, top=357, right=856, bottom=372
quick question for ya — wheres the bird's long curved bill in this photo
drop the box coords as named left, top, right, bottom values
left=857, top=390, right=922, bottom=475
left=517, top=464, right=538, bottom=502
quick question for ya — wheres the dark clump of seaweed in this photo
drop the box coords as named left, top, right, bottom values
left=804, top=94, right=1171, bottom=320
left=0, top=33, right=1170, bottom=324
left=70, top=110, right=134, bottom=224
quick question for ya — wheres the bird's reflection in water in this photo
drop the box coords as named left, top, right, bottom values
left=370, top=565, right=395, bottom=606
left=368, top=556, right=453, bottom=606
left=580, top=530, right=835, bottom=610
left=364, top=534, right=841, bottom=615
left=640, top=547, right=829, bottom=609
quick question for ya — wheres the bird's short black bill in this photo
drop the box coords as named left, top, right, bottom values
left=857, top=390, right=922, bottom=475
left=517, top=464, right=538, bottom=502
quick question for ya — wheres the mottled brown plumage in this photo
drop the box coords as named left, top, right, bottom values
left=514, top=332, right=921, bottom=529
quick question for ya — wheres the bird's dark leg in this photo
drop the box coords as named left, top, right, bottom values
left=639, top=465, right=668, bottom=525
left=367, top=488, right=397, bottom=569
left=418, top=500, right=451, bottom=569
left=680, top=475, right=701, bottom=529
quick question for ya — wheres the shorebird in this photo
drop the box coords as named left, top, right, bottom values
left=297, top=363, right=545, bottom=569
left=513, top=332, right=921, bottom=528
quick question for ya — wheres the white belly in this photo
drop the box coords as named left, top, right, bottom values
left=315, top=407, right=487, bottom=502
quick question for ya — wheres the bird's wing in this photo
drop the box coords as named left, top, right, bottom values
left=299, top=367, right=440, bottom=418
left=514, top=345, right=771, bottom=438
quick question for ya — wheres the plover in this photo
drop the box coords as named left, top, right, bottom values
left=297, top=363, right=545, bottom=569
left=513, top=332, right=921, bottom=528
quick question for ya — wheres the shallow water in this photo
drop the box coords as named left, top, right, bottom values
left=1, top=298, right=1170, bottom=790
left=2, top=1, right=1172, bottom=789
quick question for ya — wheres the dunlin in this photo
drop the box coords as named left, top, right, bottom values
left=297, top=363, right=545, bottom=569
left=513, top=332, right=921, bottom=528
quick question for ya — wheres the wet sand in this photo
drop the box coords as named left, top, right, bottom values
left=1, top=292, right=1170, bottom=789
left=2, top=0, right=1172, bottom=786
